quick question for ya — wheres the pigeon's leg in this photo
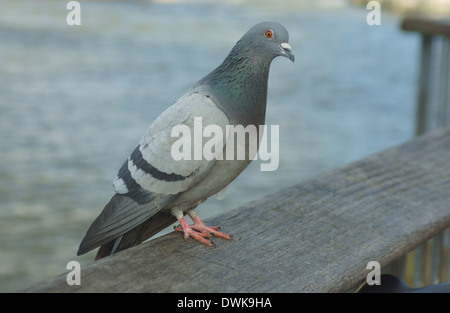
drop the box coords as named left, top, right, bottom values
left=173, top=210, right=213, bottom=246
left=174, top=210, right=231, bottom=244
left=184, top=210, right=231, bottom=240
left=176, top=216, right=213, bottom=246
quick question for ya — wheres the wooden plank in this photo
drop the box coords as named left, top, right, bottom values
left=416, top=34, right=433, bottom=135
left=23, top=127, right=450, bottom=293
left=402, top=16, right=450, bottom=37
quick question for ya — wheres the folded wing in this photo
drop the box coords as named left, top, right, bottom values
left=77, top=92, right=230, bottom=255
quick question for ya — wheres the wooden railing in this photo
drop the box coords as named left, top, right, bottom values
left=402, top=16, right=450, bottom=135
left=23, top=127, right=450, bottom=292
left=397, top=15, right=450, bottom=288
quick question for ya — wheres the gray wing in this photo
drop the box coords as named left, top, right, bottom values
left=78, top=92, right=230, bottom=255
left=77, top=193, right=175, bottom=255
left=114, top=91, right=230, bottom=196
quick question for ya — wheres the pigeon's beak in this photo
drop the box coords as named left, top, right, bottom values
left=280, top=42, right=295, bottom=63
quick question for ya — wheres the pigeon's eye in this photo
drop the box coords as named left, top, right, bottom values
left=265, top=30, right=273, bottom=39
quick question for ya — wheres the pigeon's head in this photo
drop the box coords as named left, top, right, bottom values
left=239, top=21, right=295, bottom=63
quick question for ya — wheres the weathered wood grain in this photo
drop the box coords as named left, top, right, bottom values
left=24, top=127, right=450, bottom=293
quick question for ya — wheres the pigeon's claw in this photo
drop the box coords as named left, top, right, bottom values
left=192, top=224, right=231, bottom=240
left=174, top=217, right=213, bottom=246
left=174, top=225, right=211, bottom=238
left=189, top=211, right=231, bottom=240
left=174, top=211, right=231, bottom=245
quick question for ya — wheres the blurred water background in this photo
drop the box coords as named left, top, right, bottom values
left=0, top=0, right=425, bottom=291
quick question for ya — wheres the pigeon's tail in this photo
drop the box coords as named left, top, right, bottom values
left=77, top=193, right=176, bottom=259
left=94, top=211, right=177, bottom=260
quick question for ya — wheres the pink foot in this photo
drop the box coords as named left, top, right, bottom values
left=174, top=212, right=231, bottom=245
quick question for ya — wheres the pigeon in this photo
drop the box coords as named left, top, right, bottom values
left=77, top=21, right=294, bottom=260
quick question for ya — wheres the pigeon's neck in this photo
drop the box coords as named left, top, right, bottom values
left=203, top=47, right=272, bottom=126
